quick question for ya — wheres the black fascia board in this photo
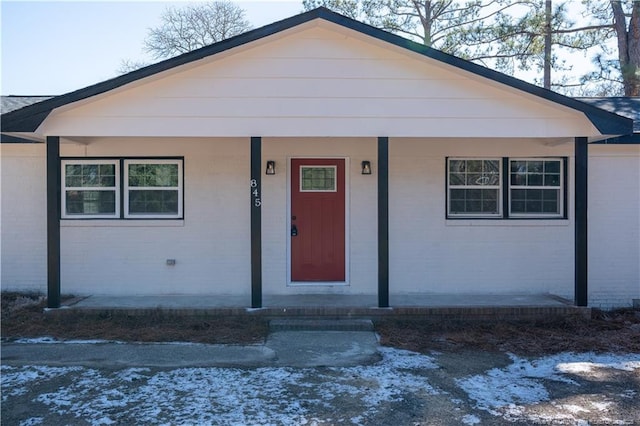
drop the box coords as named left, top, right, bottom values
left=1, top=7, right=633, bottom=135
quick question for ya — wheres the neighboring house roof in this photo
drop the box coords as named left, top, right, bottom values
left=1, top=96, right=54, bottom=114
left=1, top=96, right=54, bottom=142
left=0, top=8, right=633, bottom=136
left=579, top=97, right=639, bottom=132
left=579, top=97, right=639, bottom=144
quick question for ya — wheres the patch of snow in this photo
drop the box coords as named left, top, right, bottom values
left=10, top=337, right=120, bottom=345
left=557, top=359, right=640, bottom=374
left=19, top=418, right=43, bottom=426
left=457, top=352, right=640, bottom=418
left=619, top=389, right=637, bottom=399
left=1, top=365, right=82, bottom=402
left=4, top=347, right=440, bottom=425
left=461, top=414, right=481, bottom=424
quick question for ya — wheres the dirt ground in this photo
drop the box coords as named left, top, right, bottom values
left=2, top=292, right=639, bottom=425
left=2, top=292, right=640, bottom=355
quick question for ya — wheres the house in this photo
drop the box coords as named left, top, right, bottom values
left=1, top=8, right=638, bottom=309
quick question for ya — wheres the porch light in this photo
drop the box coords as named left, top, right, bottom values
left=265, top=160, right=276, bottom=175
left=361, top=161, right=372, bottom=175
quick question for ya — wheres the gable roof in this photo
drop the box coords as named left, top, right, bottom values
left=1, top=7, right=632, bottom=136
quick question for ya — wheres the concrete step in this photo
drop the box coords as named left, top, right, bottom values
left=269, top=318, right=374, bottom=332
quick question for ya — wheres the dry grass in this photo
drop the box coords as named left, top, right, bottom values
left=2, top=292, right=639, bottom=355
left=1, top=293, right=268, bottom=345
left=375, top=310, right=640, bottom=355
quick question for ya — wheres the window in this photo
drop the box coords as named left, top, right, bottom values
left=448, top=159, right=501, bottom=217
left=509, top=159, right=563, bottom=217
left=61, top=158, right=183, bottom=219
left=447, top=157, right=565, bottom=219
left=300, top=166, right=337, bottom=192
left=62, top=160, right=119, bottom=218
left=125, top=160, right=183, bottom=218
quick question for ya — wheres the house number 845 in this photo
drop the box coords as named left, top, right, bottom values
left=250, top=179, right=261, bottom=207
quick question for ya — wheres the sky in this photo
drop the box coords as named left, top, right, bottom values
left=0, top=1, right=302, bottom=95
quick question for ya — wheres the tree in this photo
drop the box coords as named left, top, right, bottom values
left=119, top=1, right=252, bottom=73
left=303, top=0, right=633, bottom=96
left=609, top=1, right=639, bottom=96
left=145, top=1, right=252, bottom=59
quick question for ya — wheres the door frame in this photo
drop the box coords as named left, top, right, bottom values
left=287, top=156, right=350, bottom=286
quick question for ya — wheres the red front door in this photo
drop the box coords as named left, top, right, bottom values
left=291, top=158, right=345, bottom=281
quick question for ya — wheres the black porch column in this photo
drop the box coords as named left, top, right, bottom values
left=250, top=137, right=263, bottom=308
left=575, top=137, right=588, bottom=306
left=378, top=137, right=389, bottom=308
left=46, top=136, right=61, bottom=308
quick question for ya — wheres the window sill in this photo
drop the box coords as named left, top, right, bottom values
left=61, top=219, right=185, bottom=228
left=446, top=219, right=568, bottom=227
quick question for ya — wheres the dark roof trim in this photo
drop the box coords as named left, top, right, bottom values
left=0, top=133, right=44, bottom=143
left=1, top=7, right=632, bottom=135
left=592, top=133, right=640, bottom=144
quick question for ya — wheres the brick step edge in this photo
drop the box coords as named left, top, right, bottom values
left=269, top=319, right=374, bottom=332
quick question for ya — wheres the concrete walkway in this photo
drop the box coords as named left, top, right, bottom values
left=2, top=331, right=380, bottom=368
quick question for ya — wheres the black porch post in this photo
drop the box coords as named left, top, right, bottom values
left=46, top=136, right=61, bottom=308
left=250, top=136, right=263, bottom=308
left=378, top=137, right=389, bottom=308
left=575, top=137, right=588, bottom=307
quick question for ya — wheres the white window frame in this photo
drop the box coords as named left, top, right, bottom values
left=447, top=158, right=502, bottom=218
left=61, top=159, right=120, bottom=219
left=508, top=158, right=564, bottom=218
left=124, top=159, right=183, bottom=219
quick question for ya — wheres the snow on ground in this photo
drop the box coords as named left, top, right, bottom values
left=3, top=348, right=639, bottom=425
left=457, top=352, right=640, bottom=419
left=1, top=347, right=439, bottom=426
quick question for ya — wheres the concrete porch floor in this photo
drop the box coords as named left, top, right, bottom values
left=67, top=293, right=571, bottom=309
left=60, top=293, right=589, bottom=320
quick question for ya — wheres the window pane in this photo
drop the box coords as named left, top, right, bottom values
left=510, top=189, right=559, bottom=214
left=65, top=190, right=116, bottom=215
left=527, top=161, right=543, bottom=173
left=301, top=167, right=336, bottom=191
left=81, top=165, right=99, bottom=186
left=450, top=189, right=498, bottom=214
left=449, top=159, right=500, bottom=187
left=544, top=161, right=560, bottom=173
left=65, top=163, right=115, bottom=188
left=544, top=174, right=560, bottom=186
left=449, top=173, right=465, bottom=185
left=128, top=163, right=179, bottom=187
left=528, top=173, right=543, bottom=186
left=129, top=190, right=179, bottom=214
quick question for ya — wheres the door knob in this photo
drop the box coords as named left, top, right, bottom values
left=291, top=225, right=298, bottom=236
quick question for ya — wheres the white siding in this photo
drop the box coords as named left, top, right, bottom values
left=0, top=144, right=47, bottom=292
left=58, top=138, right=251, bottom=296
left=39, top=22, right=598, bottom=139
left=588, top=144, right=640, bottom=308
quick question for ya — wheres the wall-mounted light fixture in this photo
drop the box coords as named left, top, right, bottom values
left=265, top=160, right=276, bottom=175
left=361, top=161, right=372, bottom=175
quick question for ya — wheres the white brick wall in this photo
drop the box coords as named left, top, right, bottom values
left=588, top=145, right=640, bottom=308
left=1, top=138, right=638, bottom=308
left=59, top=138, right=251, bottom=296
left=0, top=144, right=47, bottom=293
left=389, top=138, right=576, bottom=299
